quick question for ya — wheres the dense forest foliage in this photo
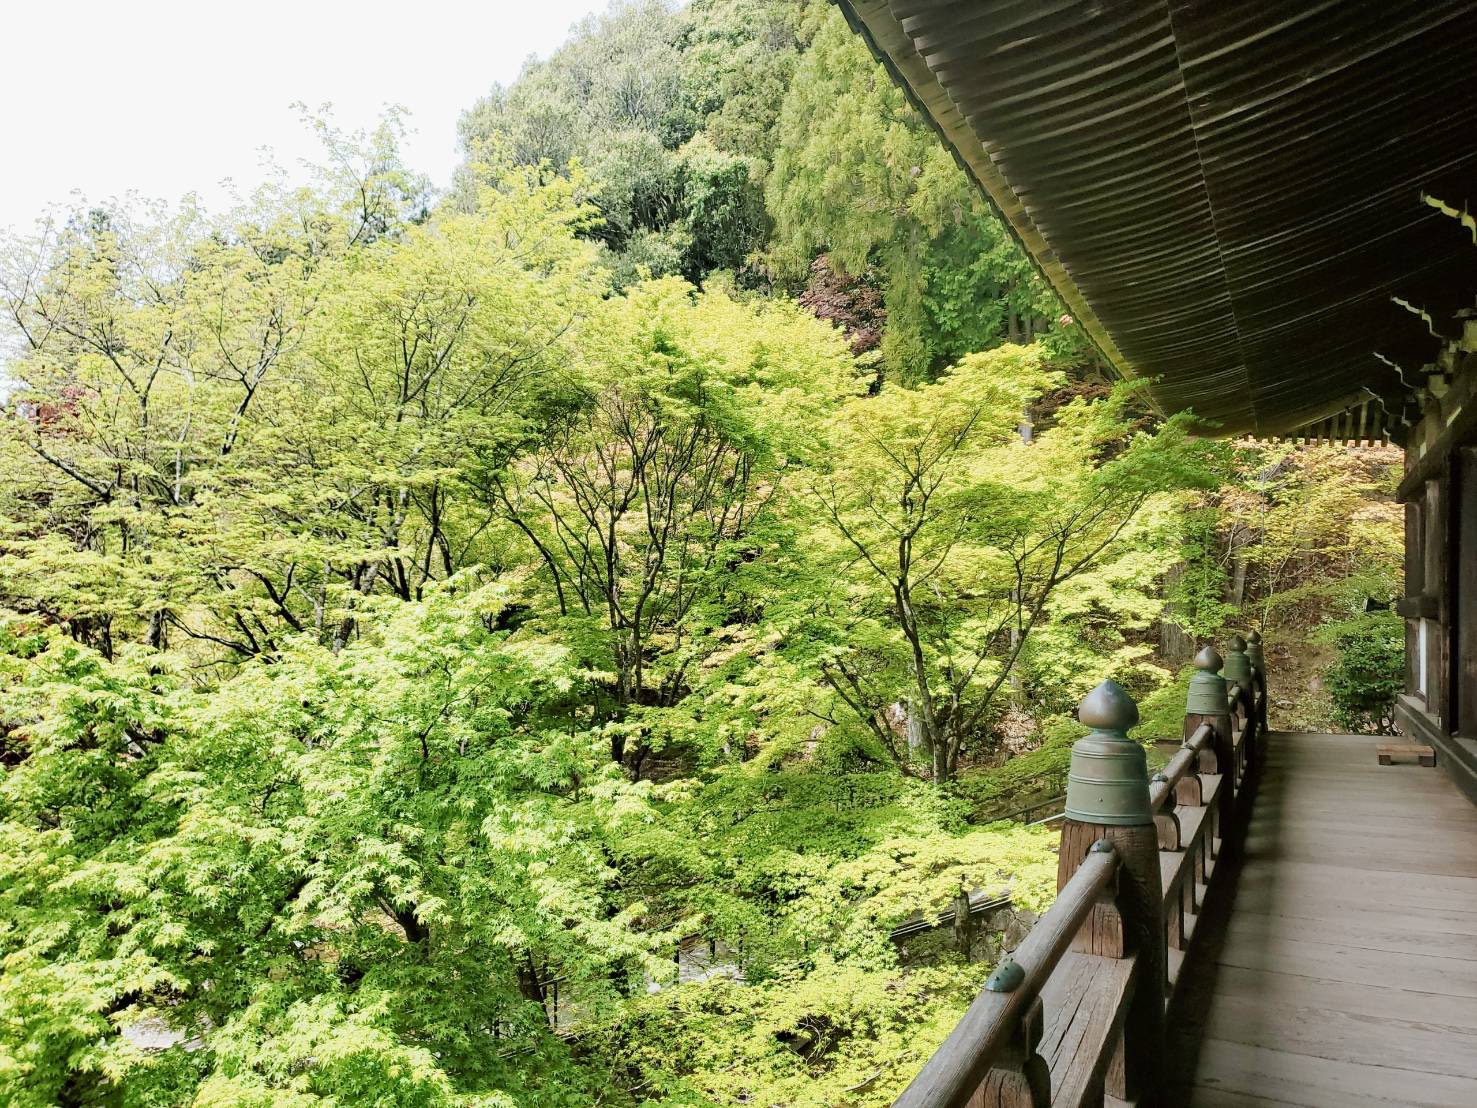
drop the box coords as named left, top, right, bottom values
left=0, top=3, right=1404, bottom=1105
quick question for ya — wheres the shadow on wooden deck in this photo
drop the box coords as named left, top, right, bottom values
left=1167, top=732, right=1477, bottom=1107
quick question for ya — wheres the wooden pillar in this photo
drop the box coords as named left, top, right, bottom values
left=1405, top=496, right=1424, bottom=699
left=1058, top=681, right=1166, bottom=1104
left=1456, top=448, right=1477, bottom=736
left=1425, top=474, right=1449, bottom=725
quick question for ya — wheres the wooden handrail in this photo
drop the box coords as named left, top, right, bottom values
left=992, top=791, right=1067, bottom=825
left=892, top=847, right=1122, bottom=1108
left=891, top=891, right=1014, bottom=942
left=1186, top=720, right=1213, bottom=751
left=893, top=638, right=1270, bottom=1107
left=1148, top=723, right=1211, bottom=812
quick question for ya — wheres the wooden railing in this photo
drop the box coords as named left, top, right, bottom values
left=991, top=790, right=1068, bottom=826
left=893, top=849, right=1122, bottom=1106
left=894, top=637, right=1267, bottom=1107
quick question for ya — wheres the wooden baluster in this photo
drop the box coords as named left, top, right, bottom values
left=1058, top=681, right=1165, bottom=1103
left=966, top=995, right=1049, bottom=1108
left=1151, top=770, right=1186, bottom=969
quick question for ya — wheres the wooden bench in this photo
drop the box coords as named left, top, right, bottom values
left=1377, top=742, right=1434, bottom=767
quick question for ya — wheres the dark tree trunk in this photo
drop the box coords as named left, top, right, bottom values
left=1159, top=564, right=1195, bottom=665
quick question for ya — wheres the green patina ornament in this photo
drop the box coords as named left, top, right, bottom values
left=1064, top=679, right=1152, bottom=826
left=1223, top=634, right=1253, bottom=687
left=985, top=959, right=1026, bottom=993
left=1186, top=645, right=1229, bottom=715
left=1245, top=629, right=1266, bottom=675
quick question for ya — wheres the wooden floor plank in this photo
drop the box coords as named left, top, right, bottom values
left=1200, top=993, right=1477, bottom=1079
left=1214, top=932, right=1477, bottom=998
left=1200, top=963, right=1477, bottom=1032
left=1255, top=820, right=1477, bottom=845
left=1255, top=784, right=1474, bottom=803
left=1182, top=732, right=1477, bottom=1107
left=1234, top=838, right=1477, bottom=879
left=1189, top=1087, right=1301, bottom=1107
left=1217, top=907, right=1477, bottom=961
left=1192, top=1038, right=1477, bottom=1107
left=1225, top=860, right=1477, bottom=913
left=1250, top=796, right=1477, bottom=823
left=1252, top=788, right=1477, bottom=818
left=1212, top=889, right=1477, bottom=931
left=1255, top=818, right=1477, bottom=841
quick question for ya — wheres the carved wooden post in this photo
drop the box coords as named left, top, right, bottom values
left=1223, top=635, right=1255, bottom=771
left=1246, top=629, right=1268, bottom=729
left=1185, top=646, right=1233, bottom=848
left=1057, top=681, right=1165, bottom=1104
left=1151, top=768, right=1187, bottom=961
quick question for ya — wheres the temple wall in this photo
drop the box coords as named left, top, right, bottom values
left=1395, top=313, right=1477, bottom=800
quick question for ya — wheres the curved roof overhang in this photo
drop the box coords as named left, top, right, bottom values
left=838, top=0, right=1477, bottom=437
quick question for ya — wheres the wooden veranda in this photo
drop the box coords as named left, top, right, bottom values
left=1168, top=732, right=1477, bottom=1105
left=834, top=3, right=1477, bottom=1103
left=891, top=645, right=1477, bottom=1106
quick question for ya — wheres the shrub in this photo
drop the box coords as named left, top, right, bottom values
left=1322, top=612, right=1403, bottom=734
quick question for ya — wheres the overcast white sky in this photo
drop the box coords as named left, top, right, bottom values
left=1, top=0, right=611, bottom=232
